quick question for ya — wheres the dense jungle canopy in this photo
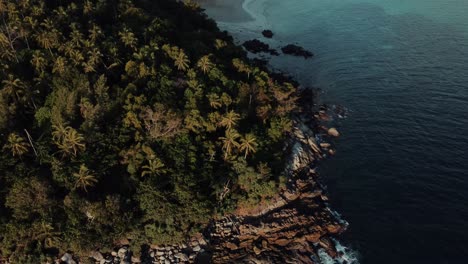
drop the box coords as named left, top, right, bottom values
left=0, top=0, right=300, bottom=261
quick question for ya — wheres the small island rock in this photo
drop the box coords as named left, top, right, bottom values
left=281, top=44, right=314, bottom=58
left=262, top=29, right=274, bottom=38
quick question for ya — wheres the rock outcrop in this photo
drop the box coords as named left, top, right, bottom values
left=262, top=30, right=274, bottom=38
left=205, top=116, right=346, bottom=263
left=281, top=44, right=314, bottom=58
left=242, top=39, right=279, bottom=56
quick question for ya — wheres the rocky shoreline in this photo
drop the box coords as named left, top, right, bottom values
left=241, top=30, right=314, bottom=59
left=49, top=94, right=349, bottom=264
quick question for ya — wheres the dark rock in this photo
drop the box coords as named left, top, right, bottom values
left=242, top=39, right=279, bottom=56
left=281, top=44, right=314, bottom=58
left=262, top=30, right=274, bottom=38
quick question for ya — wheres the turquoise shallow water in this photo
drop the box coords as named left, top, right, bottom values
left=202, top=0, right=468, bottom=263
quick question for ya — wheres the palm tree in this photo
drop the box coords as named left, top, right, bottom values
left=51, top=124, right=67, bottom=142
left=69, top=28, right=83, bottom=48
left=0, top=32, right=9, bottom=48
left=88, top=24, right=102, bottom=43
left=0, top=0, right=7, bottom=13
left=1, top=74, right=25, bottom=102
left=83, top=0, right=94, bottom=14
left=119, top=28, right=137, bottom=49
left=239, top=133, right=258, bottom=158
left=53, top=125, right=85, bottom=157
left=5, top=133, right=29, bottom=157
left=69, top=49, right=84, bottom=66
left=36, top=28, right=59, bottom=56
left=52, top=56, right=66, bottom=75
left=219, top=129, right=240, bottom=159
left=30, top=51, right=46, bottom=73
left=215, top=39, right=227, bottom=50
left=33, top=221, right=61, bottom=248
left=87, top=48, right=102, bottom=65
left=141, top=158, right=165, bottom=177
left=218, top=110, right=240, bottom=130
left=197, top=55, right=213, bottom=74
left=63, top=127, right=85, bottom=157
left=73, top=164, right=97, bottom=192
left=207, top=93, right=222, bottom=109
left=174, top=50, right=190, bottom=71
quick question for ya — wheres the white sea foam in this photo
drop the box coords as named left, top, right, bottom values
left=215, top=0, right=275, bottom=42
left=317, top=239, right=360, bottom=264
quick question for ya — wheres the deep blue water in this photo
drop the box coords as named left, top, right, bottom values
left=201, top=0, right=468, bottom=263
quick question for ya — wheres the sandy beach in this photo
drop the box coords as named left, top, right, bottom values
left=197, top=0, right=254, bottom=22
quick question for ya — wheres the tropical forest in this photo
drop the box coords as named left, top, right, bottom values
left=0, top=0, right=302, bottom=262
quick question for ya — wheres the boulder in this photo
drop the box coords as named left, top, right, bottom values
left=192, top=245, right=201, bottom=252
left=198, top=236, right=208, bottom=246
left=225, top=242, right=238, bottom=250
left=253, top=246, right=262, bottom=255
left=61, top=253, right=75, bottom=264
left=118, top=247, right=127, bottom=259
left=262, top=30, right=274, bottom=38
left=89, top=251, right=104, bottom=261
left=175, top=253, right=189, bottom=261
left=242, top=39, right=279, bottom=55
left=281, top=44, right=313, bottom=58
left=327, top=127, right=340, bottom=137
left=118, top=238, right=130, bottom=246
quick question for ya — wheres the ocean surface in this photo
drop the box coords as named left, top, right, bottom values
left=200, top=0, right=468, bottom=263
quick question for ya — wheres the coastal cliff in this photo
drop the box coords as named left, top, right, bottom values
left=206, top=115, right=347, bottom=264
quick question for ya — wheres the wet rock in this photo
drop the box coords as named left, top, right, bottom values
left=320, top=143, right=331, bottom=149
left=131, top=256, right=141, bottom=263
left=327, top=127, right=340, bottom=137
left=281, top=44, right=313, bottom=58
left=243, top=39, right=279, bottom=55
left=262, top=30, right=274, bottom=38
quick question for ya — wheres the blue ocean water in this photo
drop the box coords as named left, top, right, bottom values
left=201, top=0, right=468, bottom=263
